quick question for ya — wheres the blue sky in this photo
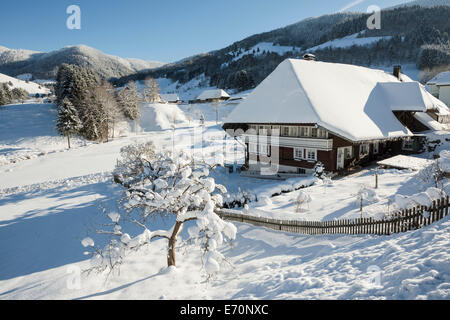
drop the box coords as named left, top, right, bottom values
left=0, top=0, right=414, bottom=63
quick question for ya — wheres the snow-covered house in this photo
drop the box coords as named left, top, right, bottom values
left=223, top=59, right=448, bottom=175
left=191, top=89, right=230, bottom=104
left=160, top=93, right=182, bottom=104
left=427, top=72, right=450, bottom=123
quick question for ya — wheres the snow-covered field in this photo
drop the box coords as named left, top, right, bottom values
left=0, top=100, right=449, bottom=300
left=308, top=33, right=392, bottom=52
left=0, top=103, right=88, bottom=167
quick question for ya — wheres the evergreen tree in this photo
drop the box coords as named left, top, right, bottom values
left=0, top=83, right=13, bottom=106
left=234, top=70, right=254, bottom=92
left=55, top=64, right=75, bottom=106
left=11, top=88, right=29, bottom=102
left=56, top=97, right=82, bottom=148
left=0, top=85, right=8, bottom=106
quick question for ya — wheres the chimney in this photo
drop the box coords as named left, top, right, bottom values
left=303, top=53, right=316, bottom=61
left=393, top=65, right=402, bottom=81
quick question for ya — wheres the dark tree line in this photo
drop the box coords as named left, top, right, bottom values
left=0, top=82, right=29, bottom=106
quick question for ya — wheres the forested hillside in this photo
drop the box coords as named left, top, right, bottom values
left=114, top=5, right=450, bottom=90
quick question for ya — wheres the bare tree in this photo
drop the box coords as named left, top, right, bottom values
left=90, top=82, right=122, bottom=141
left=118, top=81, right=141, bottom=133
left=143, top=77, right=161, bottom=103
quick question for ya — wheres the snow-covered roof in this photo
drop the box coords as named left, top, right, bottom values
left=196, top=89, right=230, bottom=101
left=379, top=82, right=446, bottom=112
left=160, top=93, right=180, bottom=102
left=224, top=59, right=446, bottom=142
left=427, top=71, right=450, bottom=86
left=414, top=112, right=449, bottom=131
left=378, top=155, right=434, bottom=171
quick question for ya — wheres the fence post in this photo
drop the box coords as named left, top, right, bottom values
left=446, top=196, right=449, bottom=218
left=429, top=200, right=436, bottom=226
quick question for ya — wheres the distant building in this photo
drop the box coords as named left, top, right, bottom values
left=223, top=59, right=449, bottom=176
left=191, top=89, right=230, bottom=104
left=427, top=72, right=450, bottom=123
left=160, top=93, right=182, bottom=104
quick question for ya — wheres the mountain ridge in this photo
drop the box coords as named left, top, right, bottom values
left=114, top=2, right=450, bottom=90
left=0, top=44, right=165, bottom=80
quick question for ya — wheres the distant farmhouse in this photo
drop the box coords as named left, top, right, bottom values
left=190, top=89, right=230, bottom=104
left=160, top=93, right=182, bottom=104
left=427, top=71, right=450, bottom=123
left=223, top=59, right=449, bottom=176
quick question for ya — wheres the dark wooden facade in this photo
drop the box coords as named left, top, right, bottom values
left=229, top=123, right=418, bottom=174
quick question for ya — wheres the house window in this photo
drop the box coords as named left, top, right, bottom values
left=373, top=142, right=379, bottom=154
left=259, top=125, right=268, bottom=136
left=249, top=143, right=258, bottom=154
left=289, top=126, right=298, bottom=137
left=343, top=147, right=353, bottom=159
left=359, top=144, right=369, bottom=157
left=299, top=127, right=309, bottom=137
left=403, top=138, right=414, bottom=151
left=259, top=144, right=270, bottom=156
left=297, top=168, right=306, bottom=175
left=318, top=129, right=327, bottom=138
left=282, top=126, right=289, bottom=137
left=271, top=125, right=280, bottom=136
left=306, top=149, right=317, bottom=161
left=311, top=128, right=318, bottom=138
left=248, top=125, right=258, bottom=135
left=294, top=148, right=304, bottom=160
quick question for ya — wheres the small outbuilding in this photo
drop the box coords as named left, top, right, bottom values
left=426, top=71, right=450, bottom=123
left=160, top=93, right=182, bottom=104
left=192, top=89, right=230, bottom=104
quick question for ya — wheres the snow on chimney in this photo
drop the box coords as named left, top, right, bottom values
left=303, top=53, right=316, bottom=61
left=393, top=65, right=402, bottom=81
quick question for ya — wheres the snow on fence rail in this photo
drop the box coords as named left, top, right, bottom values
left=216, top=196, right=449, bottom=236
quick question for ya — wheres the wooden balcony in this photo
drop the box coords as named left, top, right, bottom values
left=243, top=134, right=334, bottom=151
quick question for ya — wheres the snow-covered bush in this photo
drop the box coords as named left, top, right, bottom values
left=438, top=150, right=450, bottom=174
left=355, top=186, right=379, bottom=217
left=85, top=143, right=236, bottom=276
left=395, top=187, right=447, bottom=211
left=112, top=141, right=156, bottom=186
left=417, top=154, right=447, bottom=190
left=313, top=161, right=333, bottom=191
left=296, top=191, right=312, bottom=213
left=313, top=162, right=324, bottom=178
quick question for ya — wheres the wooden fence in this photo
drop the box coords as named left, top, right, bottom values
left=216, top=196, right=449, bottom=236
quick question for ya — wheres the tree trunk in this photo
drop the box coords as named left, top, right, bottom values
left=167, top=221, right=184, bottom=267
left=67, top=133, right=71, bottom=149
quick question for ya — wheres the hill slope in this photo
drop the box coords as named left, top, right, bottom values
left=116, top=3, right=450, bottom=91
left=0, top=73, right=50, bottom=95
left=0, top=45, right=165, bottom=80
